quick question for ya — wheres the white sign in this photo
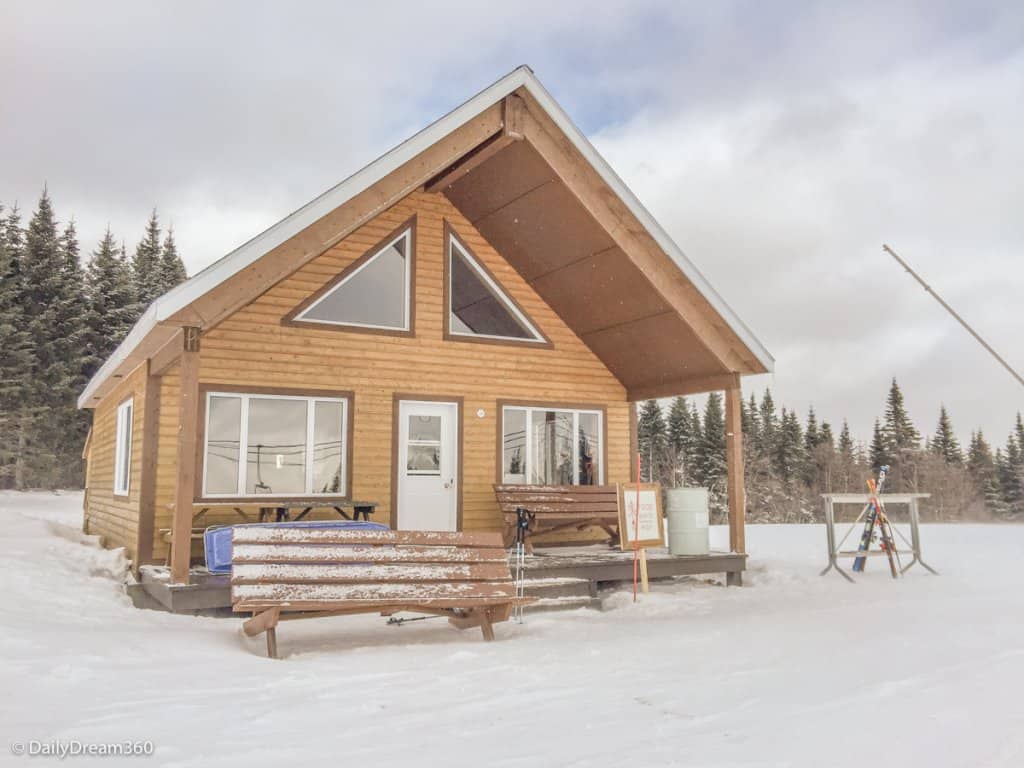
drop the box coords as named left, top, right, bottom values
left=618, top=484, right=664, bottom=549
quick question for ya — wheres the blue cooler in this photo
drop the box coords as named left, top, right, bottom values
left=203, top=520, right=389, bottom=574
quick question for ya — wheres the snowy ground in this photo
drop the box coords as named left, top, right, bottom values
left=2, top=492, right=1022, bottom=768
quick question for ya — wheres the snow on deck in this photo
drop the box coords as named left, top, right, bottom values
left=1, top=490, right=1022, bottom=767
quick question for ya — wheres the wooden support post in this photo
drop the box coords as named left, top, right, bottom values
left=725, top=378, right=746, bottom=557
left=638, top=548, right=650, bottom=593
left=134, top=361, right=161, bottom=572
left=170, top=327, right=200, bottom=585
left=628, top=401, right=639, bottom=481
left=478, top=609, right=495, bottom=642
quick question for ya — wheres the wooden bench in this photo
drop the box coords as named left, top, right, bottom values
left=231, top=527, right=534, bottom=658
left=494, top=484, right=620, bottom=552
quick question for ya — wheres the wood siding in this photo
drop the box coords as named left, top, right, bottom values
left=101, top=191, right=631, bottom=563
left=83, top=362, right=147, bottom=560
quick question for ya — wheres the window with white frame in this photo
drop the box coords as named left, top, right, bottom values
left=293, top=226, right=412, bottom=332
left=113, top=398, right=133, bottom=495
left=202, top=392, right=349, bottom=498
left=501, top=405, right=602, bottom=486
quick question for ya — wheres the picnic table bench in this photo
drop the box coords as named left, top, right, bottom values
left=159, top=499, right=378, bottom=564
left=494, top=484, right=620, bottom=553
left=231, top=527, right=535, bottom=658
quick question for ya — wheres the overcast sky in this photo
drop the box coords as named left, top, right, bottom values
left=3, top=1, right=1022, bottom=448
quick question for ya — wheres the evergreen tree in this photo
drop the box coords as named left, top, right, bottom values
left=820, top=421, right=835, bottom=450
left=667, top=396, right=699, bottom=484
left=967, top=431, right=1003, bottom=514
left=54, top=219, right=90, bottom=480
left=929, top=405, right=963, bottom=465
left=772, top=408, right=804, bottom=484
left=882, top=378, right=920, bottom=489
left=156, top=226, right=187, bottom=294
left=745, top=392, right=760, bottom=449
left=997, top=435, right=1022, bottom=514
left=0, top=205, right=36, bottom=488
left=685, top=400, right=703, bottom=483
left=869, top=419, right=889, bottom=471
left=83, top=228, right=137, bottom=378
left=19, top=189, right=67, bottom=482
left=838, top=420, right=854, bottom=456
left=698, top=393, right=727, bottom=510
left=637, top=400, right=668, bottom=483
left=757, top=389, right=778, bottom=461
left=802, top=407, right=820, bottom=487
left=131, top=209, right=163, bottom=310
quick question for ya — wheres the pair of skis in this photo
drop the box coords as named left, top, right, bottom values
left=851, top=465, right=901, bottom=577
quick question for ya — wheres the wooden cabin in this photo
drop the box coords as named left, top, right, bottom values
left=78, top=67, right=772, bottom=585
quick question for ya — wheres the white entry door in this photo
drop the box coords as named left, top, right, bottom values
left=397, top=400, right=459, bottom=531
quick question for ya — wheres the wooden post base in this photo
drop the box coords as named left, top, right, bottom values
left=726, top=571, right=743, bottom=587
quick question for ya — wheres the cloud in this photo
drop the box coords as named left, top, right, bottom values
left=2, top=1, right=1021, bottom=444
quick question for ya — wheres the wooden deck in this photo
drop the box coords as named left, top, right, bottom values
left=129, top=544, right=746, bottom=614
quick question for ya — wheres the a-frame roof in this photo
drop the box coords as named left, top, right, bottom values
left=79, top=65, right=772, bottom=409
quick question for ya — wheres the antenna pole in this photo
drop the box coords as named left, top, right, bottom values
left=882, top=244, right=1024, bottom=389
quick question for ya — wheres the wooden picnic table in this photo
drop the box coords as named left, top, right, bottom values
left=192, top=500, right=378, bottom=525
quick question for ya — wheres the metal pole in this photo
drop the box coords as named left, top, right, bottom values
left=883, top=244, right=1024, bottom=388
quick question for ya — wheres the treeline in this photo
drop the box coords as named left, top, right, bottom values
left=638, top=379, right=1023, bottom=523
left=0, top=189, right=187, bottom=489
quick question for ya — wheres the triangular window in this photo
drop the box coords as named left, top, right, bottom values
left=446, top=227, right=545, bottom=344
left=290, top=222, right=414, bottom=333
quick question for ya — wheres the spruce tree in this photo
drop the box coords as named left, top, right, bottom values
left=997, top=435, right=1022, bottom=515
left=699, top=393, right=727, bottom=488
left=929, top=405, right=963, bottom=465
left=53, top=219, right=90, bottom=484
left=880, top=380, right=921, bottom=460
left=869, top=419, right=889, bottom=471
left=757, top=389, right=778, bottom=462
left=83, top=228, right=137, bottom=378
left=132, top=209, right=163, bottom=310
left=637, top=400, right=668, bottom=483
left=802, top=407, right=820, bottom=487
left=19, top=189, right=67, bottom=483
left=967, top=431, right=1003, bottom=514
left=820, top=421, right=834, bottom=449
left=156, top=225, right=187, bottom=294
left=667, top=396, right=698, bottom=484
left=745, top=392, right=760, bottom=449
left=838, top=420, right=854, bottom=456
left=0, top=205, right=36, bottom=488
left=772, top=408, right=804, bottom=485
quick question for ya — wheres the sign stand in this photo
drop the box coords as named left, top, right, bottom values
left=820, top=493, right=938, bottom=582
left=618, top=481, right=665, bottom=599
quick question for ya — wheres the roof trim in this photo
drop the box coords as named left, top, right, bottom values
left=79, top=65, right=772, bottom=408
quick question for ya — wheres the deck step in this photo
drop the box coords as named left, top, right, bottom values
left=523, top=595, right=603, bottom=613
left=520, top=576, right=595, bottom=600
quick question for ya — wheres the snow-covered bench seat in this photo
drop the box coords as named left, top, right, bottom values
left=494, top=484, right=620, bottom=553
left=230, top=527, right=534, bottom=658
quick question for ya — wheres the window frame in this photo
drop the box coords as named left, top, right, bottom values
left=282, top=216, right=416, bottom=337
left=113, top=397, right=134, bottom=496
left=198, top=387, right=354, bottom=501
left=498, top=401, right=606, bottom=486
left=443, top=221, right=550, bottom=348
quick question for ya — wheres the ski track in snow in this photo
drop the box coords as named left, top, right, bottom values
left=1, top=491, right=1022, bottom=768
